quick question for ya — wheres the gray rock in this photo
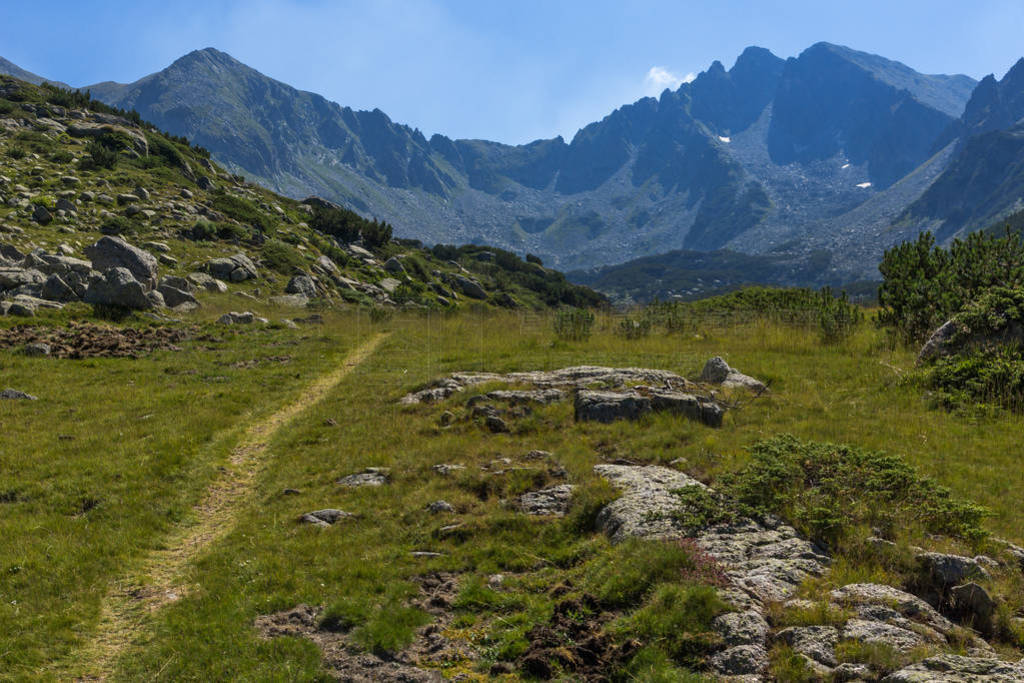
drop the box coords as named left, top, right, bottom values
left=83, top=268, right=153, bottom=310
left=337, top=468, right=390, bottom=487
left=146, top=290, right=166, bottom=308
left=700, top=356, right=767, bottom=392
left=84, top=236, right=159, bottom=289
left=454, top=275, right=487, bottom=299
left=207, top=253, right=257, bottom=282
left=774, top=625, right=839, bottom=666
left=842, top=618, right=925, bottom=653
left=709, top=644, right=768, bottom=676
left=432, top=464, right=465, bottom=476
left=157, top=283, right=198, bottom=308
left=485, top=415, right=509, bottom=433
left=917, top=551, right=991, bottom=588
left=116, top=193, right=139, bottom=205
left=1, top=388, right=37, bottom=400
left=41, top=273, right=77, bottom=302
left=0, top=267, right=45, bottom=289
left=7, top=301, right=36, bottom=317
left=427, top=500, right=454, bottom=513
left=32, top=204, right=52, bottom=224
left=160, top=275, right=193, bottom=292
left=882, top=654, right=1024, bottom=682
left=574, top=390, right=651, bottom=423
left=378, top=277, right=400, bottom=294
left=285, top=274, right=317, bottom=298
left=55, top=197, right=75, bottom=213
left=187, top=272, right=228, bottom=293
left=834, top=662, right=872, bottom=681
left=383, top=256, right=405, bottom=274
left=518, top=485, right=574, bottom=516
left=949, top=582, right=996, bottom=632
left=830, top=583, right=955, bottom=635
left=299, top=509, right=354, bottom=527
left=713, top=610, right=769, bottom=646
left=22, top=342, right=51, bottom=357
left=217, top=311, right=255, bottom=324
left=648, top=389, right=724, bottom=427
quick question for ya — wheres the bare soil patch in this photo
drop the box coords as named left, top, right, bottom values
left=0, top=322, right=196, bottom=358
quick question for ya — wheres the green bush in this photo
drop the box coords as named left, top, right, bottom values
left=818, top=287, right=863, bottom=343
left=260, top=238, right=305, bottom=274
left=100, top=216, right=133, bottom=236
left=6, top=146, right=26, bottom=160
left=720, top=435, right=990, bottom=546
left=187, top=219, right=250, bottom=242
left=553, top=307, right=594, bottom=341
left=879, top=230, right=1024, bottom=343
left=617, top=316, right=652, bottom=339
left=362, top=219, right=393, bottom=250
left=82, top=139, right=119, bottom=170
left=926, top=348, right=1024, bottom=412
left=209, top=192, right=273, bottom=234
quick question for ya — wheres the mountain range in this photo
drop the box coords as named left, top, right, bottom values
left=3, top=43, right=1023, bottom=288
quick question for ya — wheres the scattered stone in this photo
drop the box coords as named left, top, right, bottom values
left=834, top=662, right=872, bottom=681
left=84, top=267, right=153, bottom=310
left=207, top=253, right=258, bottom=282
left=883, top=654, right=1024, bottom=682
left=708, top=643, right=768, bottom=677
left=7, top=301, right=36, bottom=317
left=574, top=390, right=650, bottom=423
left=337, top=468, right=390, bottom=487
left=917, top=551, right=991, bottom=589
left=700, top=356, right=768, bottom=392
left=410, top=551, right=444, bottom=558
left=32, top=204, right=52, bottom=224
left=427, top=500, right=454, bottom=514
left=299, top=509, right=354, bottom=527
left=775, top=626, right=839, bottom=667
left=217, top=311, right=255, bottom=325
left=949, top=582, right=996, bottom=632
left=518, top=485, right=575, bottom=516
left=484, top=415, right=509, bottom=433
left=438, top=410, right=455, bottom=427
left=84, top=236, right=159, bottom=289
left=0, top=388, right=37, bottom=400
left=22, top=342, right=51, bottom=357
left=378, top=277, right=401, bottom=294
left=453, top=274, right=486, bottom=299
left=187, top=271, right=228, bottom=293
left=285, top=274, right=317, bottom=298
left=714, top=610, right=770, bottom=647
left=432, top=464, right=465, bottom=476
left=383, top=256, right=405, bottom=274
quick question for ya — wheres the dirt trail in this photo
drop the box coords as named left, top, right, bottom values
left=65, top=332, right=389, bottom=680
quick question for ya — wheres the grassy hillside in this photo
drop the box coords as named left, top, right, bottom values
left=0, top=75, right=601, bottom=314
left=3, top=303, right=1023, bottom=680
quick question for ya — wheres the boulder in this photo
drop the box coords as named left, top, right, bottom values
left=427, top=500, right=455, bottom=514
left=713, top=610, right=769, bottom=647
left=518, top=485, right=574, bottom=516
left=268, top=294, right=309, bottom=308
left=32, top=204, right=52, bottom=224
left=774, top=626, right=839, bottom=667
left=337, top=467, right=390, bottom=487
left=0, top=388, right=37, bottom=400
left=709, top=644, right=768, bottom=677
left=299, top=509, right=354, bottom=527
left=700, top=356, right=767, bottom=392
left=285, top=274, right=317, bottom=298
left=157, top=283, right=198, bottom=308
left=217, top=311, right=255, bottom=324
left=41, top=273, right=77, bottom=302
left=949, top=582, right=996, bottom=633
left=574, top=390, right=651, bottom=423
left=383, top=256, right=405, bottom=274
left=883, top=654, right=1024, bottom=682
left=84, top=236, right=159, bottom=289
left=83, top=268, right=153, bottom=309
left=454, top=274, right=487, bottom=299
left=187, top=272, right=228, bottom=293
left=378, top=277, right=400, bottom=294
left=7, top=300, right=36, bottom=317
left=22, top=342, right=51, bottom=357
left=917, top=551, right=991, bottom=589
left=207, top=253, right=257, bottom=282
left=0, top=268, right=45, bottom=290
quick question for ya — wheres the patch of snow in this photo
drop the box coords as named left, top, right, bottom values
left=841, top=163, right=851, bottom=169
left=718, top=136, right=731, bottom=143
left=856, top=182, right=872, bottom=189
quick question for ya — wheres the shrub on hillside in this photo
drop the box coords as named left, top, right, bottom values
left=718, top=435, right=989, bottom=546
left=210, top=192, right=274, bottom=234
left=553, top=307, right=595, bottom=341
left=81, top=139, right=118, bottom=170
left=261, top=238, right=305, bottom=275
left=878, top=230, right=1024, bottom=343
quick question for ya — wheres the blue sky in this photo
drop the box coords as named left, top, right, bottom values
left=3, top=0, right=1023, bottom=144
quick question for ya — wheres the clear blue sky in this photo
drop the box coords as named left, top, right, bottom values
left=4, top=0, right=1022, bottom=144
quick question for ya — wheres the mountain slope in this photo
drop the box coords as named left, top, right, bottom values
left=900, top=59, right=1024, bottom=239
left=0, top=45, right=977, bottom=277
left=0, top=57, right=71, bottom=89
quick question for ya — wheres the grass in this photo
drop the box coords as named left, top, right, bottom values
left=2, top=307, right=1023, bottom=679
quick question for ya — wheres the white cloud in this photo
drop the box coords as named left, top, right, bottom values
left=643, top=66, right=695, bottom=96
